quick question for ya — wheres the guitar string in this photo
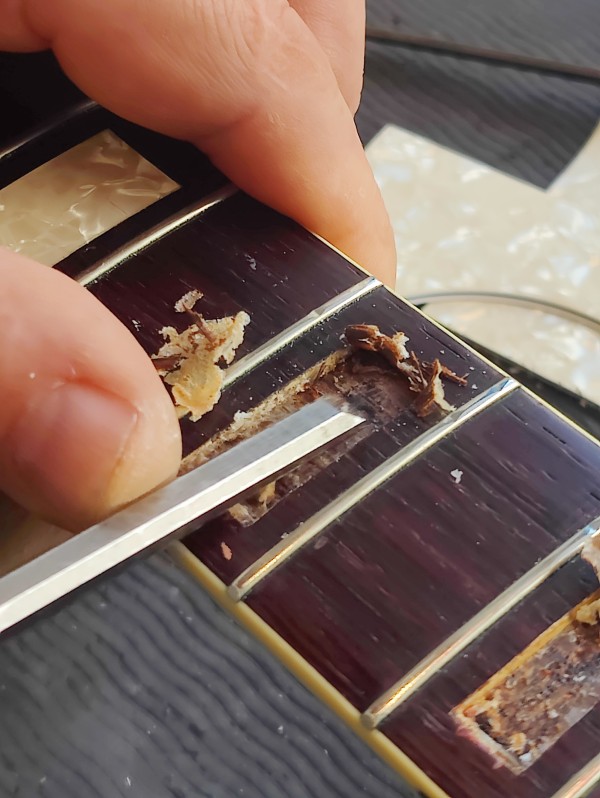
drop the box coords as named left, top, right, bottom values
left=408, top=292, right=600, bottom=337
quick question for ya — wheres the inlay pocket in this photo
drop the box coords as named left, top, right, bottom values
left=453, top=591, right=600, bottom=773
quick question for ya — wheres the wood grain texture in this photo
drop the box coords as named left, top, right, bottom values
left=383, top=558, right=600, bottom=798
left=454, top=604, right=600, bottom=773
left=183, top=291, right=501, bottom=565
left=88, top=192, right=364, bottom=363
left=245, top=390, right=600, bottom=711
left=86, top=198, right=500, bottom=458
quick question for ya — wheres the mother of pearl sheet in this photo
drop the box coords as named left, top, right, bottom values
left=0, top=130, right=179, bottom=266
left=367, top=124, right=600, bottom=405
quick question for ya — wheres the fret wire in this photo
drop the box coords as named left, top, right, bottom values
left=223, top=277, right=379, bottom=388
left=550, top=751, right=600, bottom=798
left=76, top=185, right=237, bottom=286
left=363, top=513, right=600, bottom=729
left=227, top=377, right=518, bottom=602
left=0, top=99, right=98, bottom=162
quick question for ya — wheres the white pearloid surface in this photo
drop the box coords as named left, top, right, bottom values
left=366, top=124, right=600, bottom=405
left=0, top=130, right=179, bottom=266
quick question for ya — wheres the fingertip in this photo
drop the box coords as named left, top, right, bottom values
left=0, top=251, right=182, bottom=530
left=0, top=0, right=48, bottom=50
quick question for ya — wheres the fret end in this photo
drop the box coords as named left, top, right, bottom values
left=360, top=710, right=379, bottom=730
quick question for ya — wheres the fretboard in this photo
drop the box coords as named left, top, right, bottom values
left=2, top=51, right=600, bottom=798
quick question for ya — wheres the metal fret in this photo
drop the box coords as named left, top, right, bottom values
left=223, top=277, right=379, bottom=388
left=551, top=753, right=600, bottom=798
left=0, top=99, right=98, bottom=162
left=227, top=377, right=518, bottom=602
left=362, top=513, right=600, bottom=729
left=77, top=185, right=237, bottom=286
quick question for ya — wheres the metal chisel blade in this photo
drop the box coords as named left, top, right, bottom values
left=0, top=398, right=363, bottom=635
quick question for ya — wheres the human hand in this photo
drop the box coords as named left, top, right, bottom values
left=0, top=0, right=396, bottom=530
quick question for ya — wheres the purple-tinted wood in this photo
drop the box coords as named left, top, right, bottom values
left=383, top=557, right=600, bottom=798
left=247, top=390, right=600, bottom=710
left=58, top=186, right=226, bottom=281
left=186, top=359, right=415, bottom=582
left=174, top=284, right=499, bottom=458
left=88, top=192, right=364, bottom=363
left=186, top=358, right=493, bottom=583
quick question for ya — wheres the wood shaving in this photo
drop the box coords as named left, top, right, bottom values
left=174, top=289, right=203, bottom=313
left=152, top=291, right=249, bottom=421
left=575, top=598, right=600, bottom=625
left=229, top=480, right=278, bottom=525
left=220, top=542, right=233, bottom=561
left=344, top=324, right=467, bottom=417
left=450, top=469, right=463, bottom=484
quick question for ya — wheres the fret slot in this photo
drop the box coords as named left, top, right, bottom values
left=452, top=589, right=600, bottom=775
left=363, top=515, right=600, bottom=729
left=227, top=378, right=517, bottom=601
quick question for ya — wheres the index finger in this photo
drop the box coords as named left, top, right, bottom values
left=24, top=0, right=396, bottom=285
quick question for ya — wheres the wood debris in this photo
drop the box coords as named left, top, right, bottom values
left=220, top=542, right=233, bottom=561
left=450, top=469, right=463, bottom=484
left=344, top=324, right=467, bottom=417
left=582, top=537, right=600, bottom=583
left=575, top=598, right=600, bottom=626
left=152, top=291, right=249, bottom=421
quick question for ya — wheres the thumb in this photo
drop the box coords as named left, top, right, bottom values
left=0, top=250, right=182, bottom=531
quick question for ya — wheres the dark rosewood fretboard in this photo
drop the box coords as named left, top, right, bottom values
left=2, top=52, right=600, bottom=798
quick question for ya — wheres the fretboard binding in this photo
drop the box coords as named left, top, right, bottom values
left=227, top=377, right=518, bottom=602
left=549, top=750, right=600, bottom=798
left=0, top=99, right=98, bottom=162
left=362, top=513, right=600, bottom=730
left=77, top=185, right=238, bottom=286
left=223, top=277, right=380, bottom=388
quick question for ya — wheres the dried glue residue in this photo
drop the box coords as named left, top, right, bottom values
left=152, top=291, right=249, bottom=421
